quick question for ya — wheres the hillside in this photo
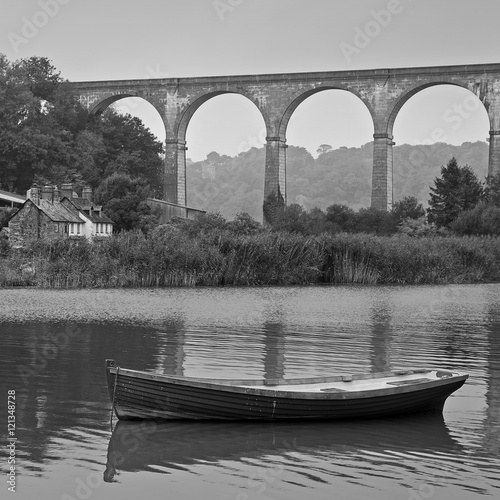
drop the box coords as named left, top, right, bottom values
left=186, top=141, right=489, bottom=220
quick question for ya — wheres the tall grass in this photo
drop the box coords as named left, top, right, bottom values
left=0, top=230, right=499, bottom=288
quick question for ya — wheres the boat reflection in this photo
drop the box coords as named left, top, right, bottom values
left=103, top=414, right=462, bottom=482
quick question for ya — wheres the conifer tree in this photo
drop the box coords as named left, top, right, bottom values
left=427, top=157, right=483, bottom=227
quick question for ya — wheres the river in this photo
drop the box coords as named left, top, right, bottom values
left=1, top=284, right=499, bottom=500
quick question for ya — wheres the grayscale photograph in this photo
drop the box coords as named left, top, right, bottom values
left=1, top=1, right=499, bottom=499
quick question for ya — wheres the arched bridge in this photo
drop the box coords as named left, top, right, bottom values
left=70, top=63, right=500, bottom=213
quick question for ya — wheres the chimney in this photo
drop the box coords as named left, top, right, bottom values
left=27, top=187, right=40, bottom=205
left=82, top=186, right=93, bottom=203
left=61, top=183, right=73, bottom=200
left=41, top=185, right=53, bottom=202
left=53, top=186, right=61, bottom=202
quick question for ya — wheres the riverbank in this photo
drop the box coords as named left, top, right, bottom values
left=1, top=230, right=499, bottom=288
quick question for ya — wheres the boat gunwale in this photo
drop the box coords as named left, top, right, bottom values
left=106, top=363, right=468, bottom=400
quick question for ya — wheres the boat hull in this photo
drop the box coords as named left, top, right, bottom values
left=105, top=360, right=467, bottom=421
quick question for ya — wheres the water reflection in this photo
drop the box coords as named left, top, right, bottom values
left=1, top=285, right=500, bottom=499
left=484, top=304, right=500, bottom=454
left=369, top=301, right=393, bottom=372
left=261, top=322, right=286, bottom=381
left=103, top=414, right=461, bottom=483
left=156, top=319, right=186, bottom=376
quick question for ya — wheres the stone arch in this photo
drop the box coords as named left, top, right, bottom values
left=87, top=93, right=137, bottom=115
left=370, top=81, right=492, bottom=211
left=175, top=89, right=270, bottom=143
left=85, top=92, right=166, bottom=124
left=386, top=81, right=491, bottom=138
left=164, top=89, right=269, bottom=208
left=270, top=86, right=375, bottom=210
left=278, top=86, right=375, bottom=139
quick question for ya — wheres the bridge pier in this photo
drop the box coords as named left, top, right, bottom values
left=164, top=139, right=187, bottom=205
left=264, top=136, right=287, bottom=204
left=488, top=130, right=500, bottom=177
left=371, top=133, right=395, bottom=211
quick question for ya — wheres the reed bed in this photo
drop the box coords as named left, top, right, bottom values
left=0, top=230, right=499, bottom=288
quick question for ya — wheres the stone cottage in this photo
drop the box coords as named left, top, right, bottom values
left=8, top=184, right=114, bottom=247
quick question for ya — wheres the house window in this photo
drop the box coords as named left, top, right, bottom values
left=55, top=223, right=59, bottom=233
left=77, top=224, right=80, bottom=235
left=70, top=223, right=74, bottom=234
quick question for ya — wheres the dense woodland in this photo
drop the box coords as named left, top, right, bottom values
left=187, top=141, right=489, bottom=221
left=0, top=54, right=164, bottom=232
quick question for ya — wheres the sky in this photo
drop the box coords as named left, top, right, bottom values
left=1, top=0, right=499, bottom=161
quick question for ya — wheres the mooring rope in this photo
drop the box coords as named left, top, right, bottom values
left=110, top=366, right=120, bottom=430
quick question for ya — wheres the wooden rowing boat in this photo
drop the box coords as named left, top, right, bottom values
left=105, top=359, right=468, bottom=421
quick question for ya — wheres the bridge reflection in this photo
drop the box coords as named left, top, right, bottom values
left=484, top=305, right=500, bottom=454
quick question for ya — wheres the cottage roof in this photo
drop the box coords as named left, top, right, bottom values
left=62, top=197, right=114, bottom=225
left=68, top=197, right=97, bottom=211
left=85, top=212, right=114, bottom=224
left=37, top=199, right=83, bottom=223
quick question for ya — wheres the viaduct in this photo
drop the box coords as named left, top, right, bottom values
left=71, top=63, right=500, bottom=215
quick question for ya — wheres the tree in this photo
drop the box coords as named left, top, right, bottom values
left=270, top=203, right=305, bottom=233
left=302, top=207, right=332, bottom=235
left=91, top=110, right=164, bottom=196
left=227, top=212, right=263, bottom=235
left=171, top=211, right=228, bottom=237
left=316, top=144, right=332, bottom=155
left=427, top=157, right=483, bottom=227
left=397, top=217, right=440, bottom=237
left=484, top=173, right=500, bottom=207
left=450, top=202, right=500, bottom=235
left=325, top=204, right=357, bottom=232
left=0, top=207, right=18, bottom=229
left=0, top=54, right=165, bottom=200
left=354, top=207, right=397, bottom=235
left=392, top=196, right=425, bottom=224
left=262, top=188, right=285, bottom=226
left=14, top=56, right=63, bottom=101
left=94, top=173, right=160, bottom=233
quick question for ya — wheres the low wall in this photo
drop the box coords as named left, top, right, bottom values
left=147, top=198, right=205, bottom=223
